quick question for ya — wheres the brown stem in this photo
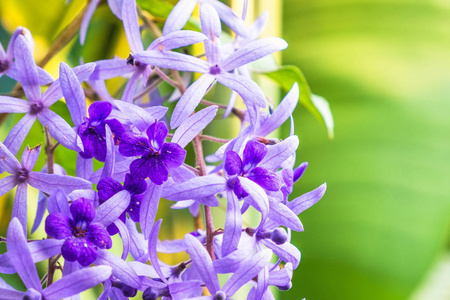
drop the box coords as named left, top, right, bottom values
left=137, top=7, right=162, bottom=38
left=199, top=135, right=230, bottom=144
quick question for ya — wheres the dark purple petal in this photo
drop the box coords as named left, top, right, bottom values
left=119, top=132, right=149, bottom=157
left=170, top=74, right=216, bottom=129
left=146, top=120, right=168, bottom=151
left=86, top=223, right=112, bottom=249
left=161, top=142, right=186, bottom=169
left=21, top=144, right=41, bottom=171
left=293, top=162, right=308, bottom=183
left=129, top=157, right=152, bottom=180
left=93, top=190, right=131, bottom=227
left=184, top=233, right=220, bottom=294
left=222, top=190, right=242, bottom=257
left=88, top=101, right=112, bottom=122
left=148, top=158, right=169, bottom=185
left=140, top=182, right=162, bottom=238
left=77, top=241, right=98, bottom=266
left=98, top=176, right=123, bottom=200
left=45, top=212, right=73, bottom=239
left=7, top=218, right=42, bottom=292
left=104, top=118, right=125, bottom=141
left=247, top=167, right=281, bottom=192
left=224, top=151, right=242, bottom=176
left=42, top=266, right=112, bottom=300
left=79, top=123, right=106, bottom=161
left=123, top=173, right=147, bottom=195
left=242, top=140, right=267, bottom=173
left=70, top=198, right=96, bottom=225
left=61, top=238, right=82, bottom=262
left=171, top=105, right=218, bottom=148
left=232, top=177, right=248, bottom=199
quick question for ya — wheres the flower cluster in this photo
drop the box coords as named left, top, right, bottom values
left=0, top=0, right=327, bottom=299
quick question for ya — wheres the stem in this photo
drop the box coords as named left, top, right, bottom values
left=199, top=135, right=230, bottom=144
left=192, top=135, right=215, bottom=260
left=137, top=7, right=162, bottom=38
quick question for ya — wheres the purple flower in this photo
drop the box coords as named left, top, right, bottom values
left=97, top=173, right=147, bottom=234
left=78, top=101, right=124, bottom=162
left=2, top=218, right=112, bottom=300
left=0, top=143, right=91, bottom=234
left=45, top=198, right=112, bottom=266
left=119, top=120, right=186, bottom=185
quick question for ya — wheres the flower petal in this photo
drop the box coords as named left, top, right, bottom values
left=258, top=136, right=299, bottom=172
left=77, top=241, right=98, bottom=266
left=148, top=219, right=169, bottom=284
left=224, top=151, right=242, bottom=176
left=147, top=158, right=169, bottom=185
left=208, top=0, right=249, bottom=38
left=76, top=154, right=93, bottom=180
left=171, top=73, right=216, bottom=129
left=80, top=0, right=101, bottom=45
left=119, top=132, right=149, bottom=157
left=2, top=113, right=37, bottom=158
left=146, top=120, right=168, bottom=151
left=45, top=212, right=73, bottom=239
left=95, top=249, right=141, bottom=288
left=61, top=238, right=81, bottom=262
left=172, top=105, right=218, bottom=148
left=47, top=188, right=70, bottom=215
left=140, top=182, right=162, bottom=238
left=287, top=183, right=326, bottom=215
left=161, top=142, right=186, bottom=168
left=93, top=190, right=131, bottom=227
left=101, top=124, right=115, bottom=179
left=0, top=176, right=16, bottom=198
left=0, top=96, right=30, bottom=113
left=21, top=144, right=41, bottom=171
left=12, top=183, right=28, bottom=235
left=71, top=197, right=96, bottom=225
left=7, top=218, right=41, bottom=291
left=184, top=233, right=220, bottom=294
left=114, top=99, right=156, bottom=132
left=262, top=240, right=301, bottom=269
left=239, top=176, right=269, bottom=221
left=122, top=0, right=144, bottom=53
left=133, top=50, right=209, bottom=73
left=150, top=30, right=207, bottom=51
left=14, top=35, right=40, bottom=101
left=161, top=175, right=225, bottom=202
left=59, top=62, right=87, bottom=127
left=27, top=172, right=92, bottom=195
left=97, top=176, right=122, bottom=200
left=86, top=223, right=112, bottom=249
left=0, top=141, right=21, bottom=174
left=222, top=190, right=242, bottom=257
left=88, top=101, right=112, bottom=122
left=42, top=266, right=112, bottom=300
left=247, top=167, right=280, bottom=192
left=162, top=0, right=197, bottom=35
left=216, top=72, right=266, bottom=108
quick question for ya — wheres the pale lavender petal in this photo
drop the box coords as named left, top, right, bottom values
left=93, top=190, right=131, bottom=227
left=0, top=141, right=21, bottom=173
left=208, top=0, right=250, bottom=37
left=258, top=136, right=299, bottom=171
left=0, top=288, right=24, bottom=299
left=121, top=69, right=142, bottom=103
left=0, top=96, right=30, bottom=113
left=80, top=0, right=101, bottom=45
left=47, top=188, right=70, bottom=215
left=268, top=199, right=303, bottom=232
left=256, top=83, right=298, bottom=136
left=0, top=176, right=16, bottom=197
left=133, top=50, right=209, bottom=73
left=31, top=191, right=46, bottom=233
left=172, top=105, right=218, bottom=148
left=221, top=38, right=287, bottom=72
left=27, top=171, right=92, bottom=194
left=43, top=265, right=112, bottom=299
left=145, top=106, right=168, bottom=120
left=3, top=113, right=37, bottom=157
left=262, top=240, right=301, bottom=268
left=157, top=238, right=187, bottom=253
left=115, top=219, right=130, bottom=260
left=37, top=66, right=54, bottom=85
left=89, top=158, right=132, bottom=184
left=222, top=249, right=272, bottom=296
left=239, top=177, right=269, bottom=220
left=14, top=35, right=40, bottom=101
left=28, top=239, right=64, bottom=263
left=149, top=31, right=206, bottom=51
left=108, top=0, right=123, bottom=19
left=61, top=261, right=80, bottom=300
left=122, top=0, right=144, bottom=53
left=7, top=218, right=41, bottom=291
left=200, top=3, right=221, bottom=40
left=126, top=219, right=148, bottom=261
left=253, top=265, right=269, bottom=300
left=76, top=154, right=93, bottom=180
left=223, top=89, right=237, bottom=119
left=248, top=11, right=269, bottom=40
left=42, top=63, right=96, bottom=107
left=213, top=248, right=246, bottom=274
left=59, top=62, right=87, bottom=127
left=161, top=175, right=224, bottom=204
left=101, top=125, right=115, bottom=179
left=170, top=73, right=215, bottom=129
left=162, top=0, right=197, bottom=35
left=148, top=220, right=169, bottom=284
left=140, top=183, right=162, bottom=238
left=38, top=109, right=83, bottom=152
left=21, top=144, right=41, bottom=171
left=222, top=190, right=242, bottom=257
left=288, top=183, right=326, bottom=215
left=89, top=59, right=134, bottom=80
left=169, top=281, right=203, bottom=300
left=184, top=233, right=220, bottom=294
left=95, top=249, right=141, bottom=288
left=268, top=262, right=292, bottom=287
left=114, top=99, right=156, bottom=132
left=12, top=183, right=28, bottom=235
left=216, top=72, right=265, bottom=108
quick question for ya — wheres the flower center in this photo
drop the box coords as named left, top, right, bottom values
left=16, top=168, right=29, bottom=183
left=29, top=101, right=44, bottom=115
left=0, top=60, right=9, bottom=73
left=209, top=64, right=221, bottom=75
left=127, top=53, right=141, bottom=67
left=73, top=226, right=88, bottom=238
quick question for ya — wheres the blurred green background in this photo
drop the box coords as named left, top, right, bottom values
left=1, top=0, right=449, bottom=299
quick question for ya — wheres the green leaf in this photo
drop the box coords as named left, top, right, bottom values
left=262, top=65, right=334, bottom=138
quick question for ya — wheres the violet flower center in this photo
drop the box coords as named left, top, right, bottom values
left=126, top=53, right=141, bottom=67
left=73, top=226, right=88, bottom=238
left=16, top=168, right=29, bottom=183
left=209, top=64, right=221, bottom=75
left=29, top=101, right=44, bottom=115
left=0, top=60, right=9, bottom=72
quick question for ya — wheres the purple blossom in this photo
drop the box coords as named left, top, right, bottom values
left=45, top=198, right=112, bottom=266
left=78, top=101, right=124, bottom=162
left=119, top=119, right=186, bottom=185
